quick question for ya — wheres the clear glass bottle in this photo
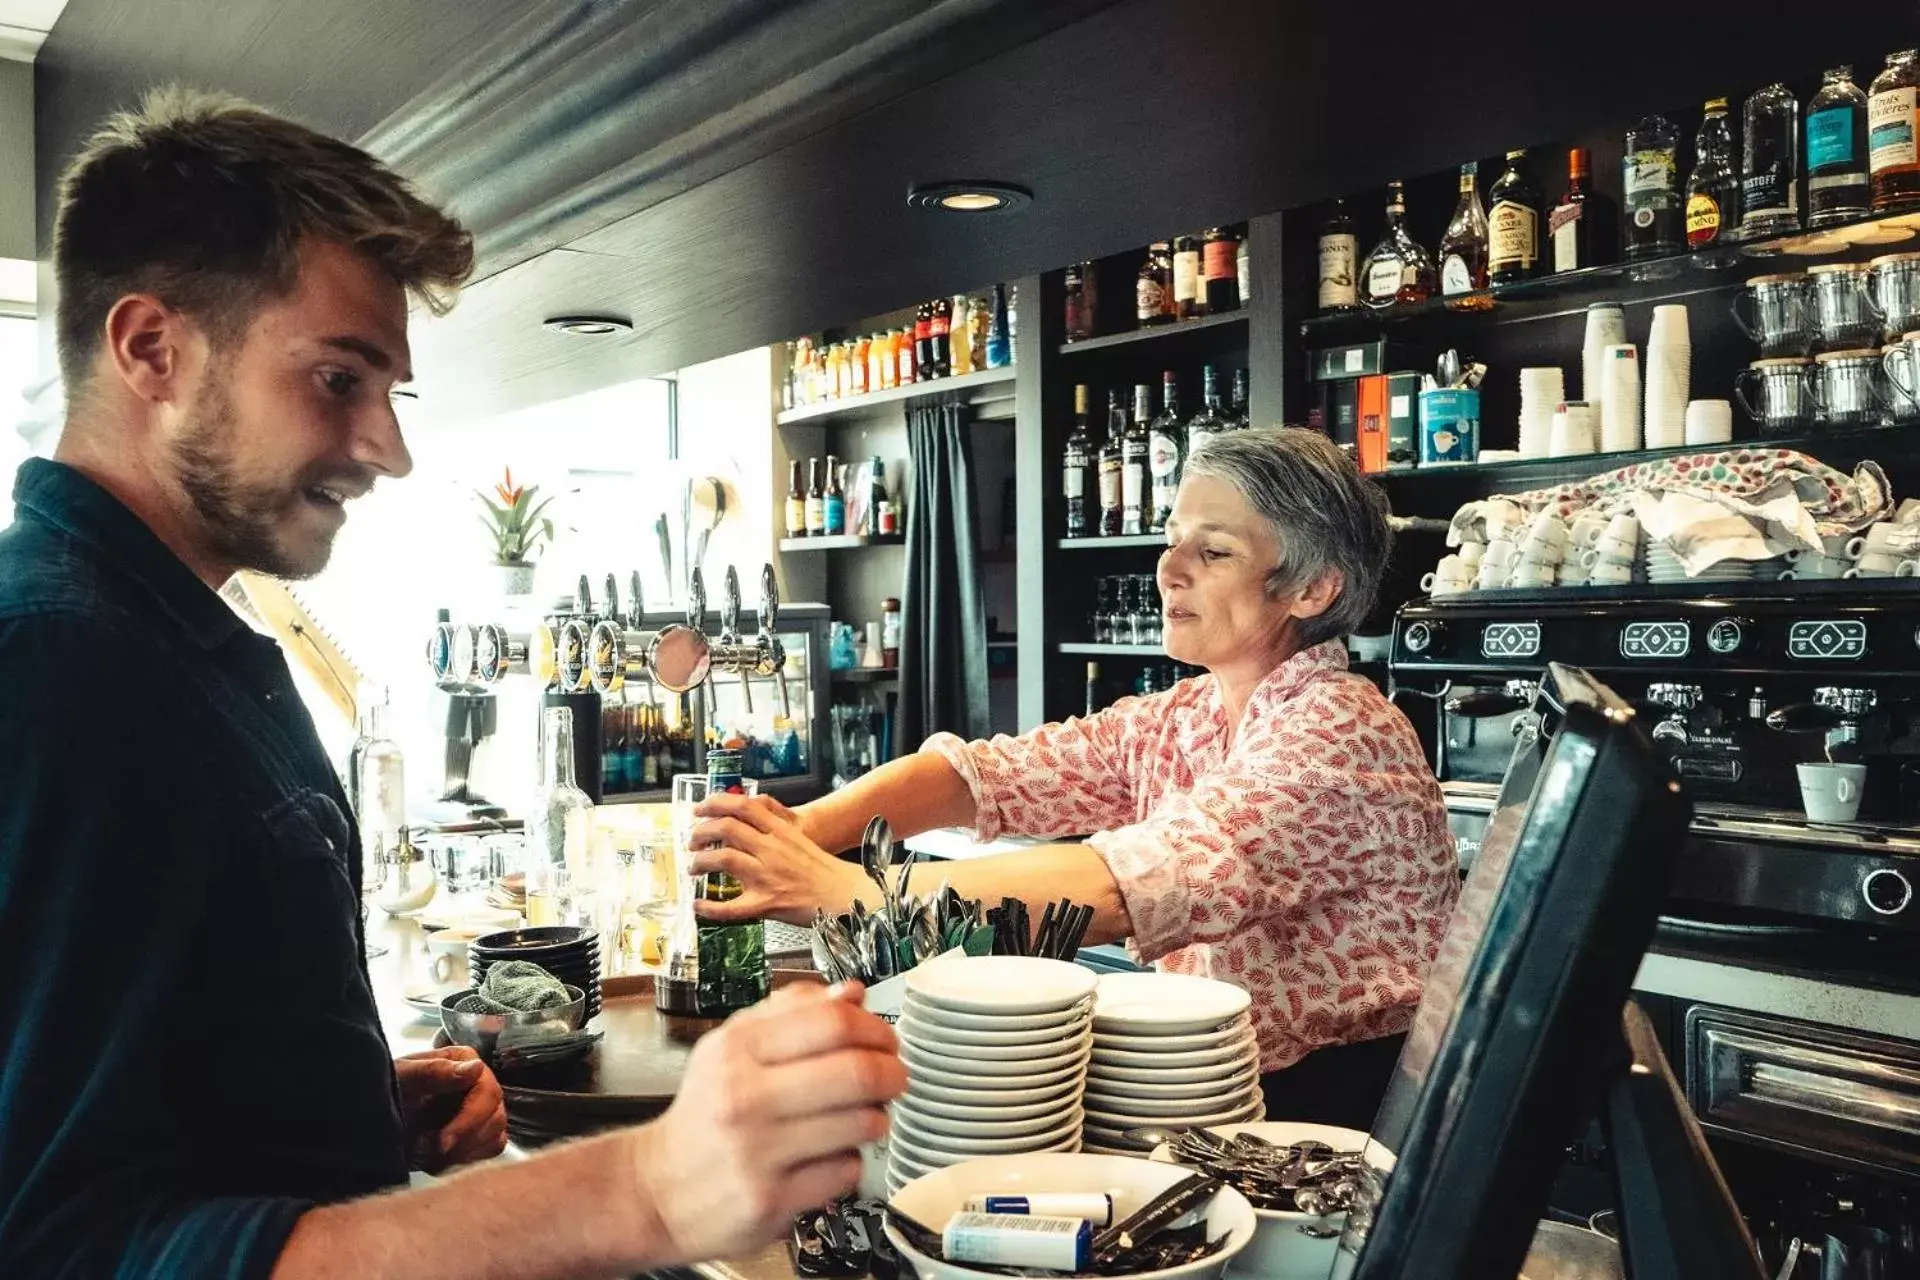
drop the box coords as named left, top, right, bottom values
left=1742, top=82, right=1802, bottom=237
left=1687, top=99, right=1741, bottom=251
left=1062, top=384, right=1094, bottom=538
left=1487, top=150, right=1544, bottom=284
left=1121, top=384, right=1152, bottom=536
left=1439, top=161, right=1490, bottom=302
left=1317, top=199, right=1360, bottom=312
left=1147, top=370, right=1185, bottom=534
left=984, top=283, right=1012, bottom=368
left=528, top=705, right=593, bottom=924
left=1807, top=66, right=1870, bottom=227
left=693, top=748, right=767, bottom=1014
left=1063, top=263, right=1096, bottom=343
left=1360, top=182, right=1436, bottom=309
left=1869, top=50, right=1920, bottom=213
left=1186, top=366, right=1229, bottom=446
left=355, top=687, right=405, bottom=897
left=1230, top=367, right=1250, bottom=429
left=1624, top=114, right=1684, bottom=259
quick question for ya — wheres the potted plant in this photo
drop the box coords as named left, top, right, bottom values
left=477, top=467, right=555, bottom=596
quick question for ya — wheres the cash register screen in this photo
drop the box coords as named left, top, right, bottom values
left=1332, top=664, right=1690, bottom=1280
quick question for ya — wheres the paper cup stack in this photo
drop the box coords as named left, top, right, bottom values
left=1518, top=367, right=1564, bottom=459
left=1599, top=344, right=1642, bottom=452
left=1582, top=303, right=1628, bottom=409
left=1080, top=972, right=1264, bottom=1155
left=1643, top=305, right=1691, bottom=450
left=887, top=957, right=1095, bottom=1197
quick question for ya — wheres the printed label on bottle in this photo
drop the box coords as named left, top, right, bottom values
left=1172, top=252, right=1200, bottom=304
left=1742, top=165, right=1791, bottom=218
left=1686, top=192, right=1723, bottom=247
left=1121, top=463, right=1145, bottom=510
left=1318, top=235, right=1358, bottom=307
left=1148, top=432, right=1180, bottom=480
left=805, top=496, right=825, bottom=531
left=785, top=498, right=806, bottom=536
left=1136, top=277, right=1166, bottom=319
left=1488, top=201, right=1538, bottom=269
left=1097, top=460, right=1120, bottom=509
left=1203, top=239, right=1236, bottom=281
left=1364, top=257, right=1403, bottom=300
left=1870, top=87, right=1919, bottom=172
left=1440, top=254, right=1473, bottom=295
left=1624, top=149, right=1677, bottom=197
left=824, top=496, right=846, bottom=535
left=1063, top=463, right=1086, bottom=501
left=1807, top=106, right=1858, bottom=171
left=1549, top=204, right=1581, bottom=271
left=930, top=313, right=951, bottom=337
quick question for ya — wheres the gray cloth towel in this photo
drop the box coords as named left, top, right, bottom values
left=455, top=960, right=573, bottom=1015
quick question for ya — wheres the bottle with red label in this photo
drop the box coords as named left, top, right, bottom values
left=1686, top=98, right=1741, bottom=252
left=930, top=296, right=952, bottom=378
left=1202, top=227, right=1241, bottom=312
left=912, top=302, right=933, bottom=382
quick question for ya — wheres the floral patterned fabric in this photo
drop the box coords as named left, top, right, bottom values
left=924, top=641, right=1460, bottom=1073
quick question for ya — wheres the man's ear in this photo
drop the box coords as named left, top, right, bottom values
left=101, top=293, right=193, bottom=407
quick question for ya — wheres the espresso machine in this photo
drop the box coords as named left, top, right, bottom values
left=1389, top=581, right=1920, bottom=1276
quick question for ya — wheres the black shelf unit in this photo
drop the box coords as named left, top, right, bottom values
left=1055, top=534, right=1165, bottom=549
left=1058, top=642, right=1163, bottom=656
left=776, top=365, right=1017, bottom=426
left=1057, top=310, right=1248, bottom=355
left=778, top=534, right=904, bottom=552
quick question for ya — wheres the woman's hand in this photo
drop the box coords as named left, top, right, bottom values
left=689, top=793, right=871, bottom=925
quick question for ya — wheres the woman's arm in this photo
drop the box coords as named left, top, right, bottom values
left=795, top=752, right=978, bottom=854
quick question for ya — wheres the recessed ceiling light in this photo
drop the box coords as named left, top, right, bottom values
left=907, top=181, right=1032, bottom=214
left=544, top=314, right=632, bottom=336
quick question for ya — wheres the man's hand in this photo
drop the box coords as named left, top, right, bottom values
left=394, top=1046, right=507, bottom=1173
left=689, top=793, right=870, bottom=926
left=626, top=982, right=905, bottom=1262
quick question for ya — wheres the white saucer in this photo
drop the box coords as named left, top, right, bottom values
left=892, top=1108, right=1084, bottom=1156
left=1091, top=1028, right=1258, bottom=1069
left=1085, top=1062, right=1261, bottom=1100
left=903, top=1051, right=1089, bottom=1093
left=1092, top=972, right=1252, bottom=1034
left=1092, top=1017, right=1251, bottom=1053
left=1084, top=1086, right=1259, bottom=1118
left=903, top=1024, right=1091, bottom=1061
left=906, top=1074, right=1086, bottom=1108
left=906, top=956, right=1098, bottom=1016
left=891, top=1127, right=1081, bottom=1169
left=894, top=1098, right=1081, bottom=1140
left=899, top=995, right=1094, bottom=1033
left=902, top=1035, right=1090, bottom=1079
left=898, top=1013, right=1090, bottom=1048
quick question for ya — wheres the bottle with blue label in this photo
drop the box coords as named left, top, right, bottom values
left=1807, top=66, right=1870, bottom=228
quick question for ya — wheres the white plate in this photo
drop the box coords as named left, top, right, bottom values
left=898, top=1011, right=1091, bottom=1047
left=902, top=1034, right=1089, bottom=1079
left=894, top=1097, right=1081, bottom=1139
left=1084, top=1063, right=1261, bottom=1099
left=1092, top=1017, right=1251, bottom=1054
left=904, top=1050, right=1089, bottom=1093
left=905, top=956, right=1099, bottom=1016
left=899, top=993, right=1093, bottom=1032
left=891, top=1127, right=1080, bottom=1170
left=1092, top=1027, right=1259, bottom=1069
left=1085, top=1091, right=1265, bottom=1132
left=402, top=985, right=465, bottom=1019
left=1093, top=972, right=1252, bottom=1034
left=902, top=1080, right=1081, bottom=1120
left=902, top=1023, right=1091, bottom=1061
left=1084, top=1085, right=1261, bottom=1118
left=1087, top=1053, right=1264, bottom=1084
left=892, top=1107, right=1084, bottom=1155
left=906, top=1074, right=1087, bottom=1107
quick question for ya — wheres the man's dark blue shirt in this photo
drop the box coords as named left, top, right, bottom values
left=0, top=459, right=408, bottom=1277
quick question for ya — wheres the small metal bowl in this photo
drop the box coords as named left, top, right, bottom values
left=440, top=985, right=587, bottom=1060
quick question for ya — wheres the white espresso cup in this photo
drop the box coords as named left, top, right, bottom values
left=1524, top=513, right=1570, bottom=562
left=1797, top=762, right=1866, bottom=824
left=1456, top=540, right=1487, bottom=567
left=1588, top=560, right=1634, bottom=585
left=1594, top=535, right=1637, bottom=565
left=1569, top=514, right=1609, bottom=549
left=1509, top=558, right=1559, bottom=588
left=1603, top=513, right=1641, bottom=546
left=1846, top=521, right=1920, bottom=560
left=1794, top=553, right=1851, bottom=579
left=1852, top=551, right=1907, bottom=577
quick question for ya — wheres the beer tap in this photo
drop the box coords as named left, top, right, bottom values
left=704, top=565, right=791, bottom=719
left=583, top=570, right=713, bottom=697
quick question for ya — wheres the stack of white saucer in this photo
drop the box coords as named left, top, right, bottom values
left=1080, top=972, right=1264, bottom=1155
left=887, top=956, right=1095, bottom=1196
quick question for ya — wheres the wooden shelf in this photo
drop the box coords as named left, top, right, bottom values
left=1055, top=535, right=1163, bottom=549
left=1057, top=642, right=1162, bottom=656
left=778, top=534, right=904, bottom=552
left=1057, top=310, right=1247, bottom=356
left=776, top=366, right=1017, bottom=425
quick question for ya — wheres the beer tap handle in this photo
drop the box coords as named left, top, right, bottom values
left=628, top=570, right=644, bottom=630
left=722, top=566, right=743, bottom=641
left=758, top=563, right=790, bottom=719
left=604, top=573, right=620, bottom=624
left=687, top=568, right=707, bottom=631
left=758, top=562, right=781, bottom=635
left=576, top=574, right=593, bottom=618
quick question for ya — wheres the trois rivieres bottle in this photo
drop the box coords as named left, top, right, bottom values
left=1062, top=384, right=1094, bottom=538
left=693, top=749, right=767, bottom=1014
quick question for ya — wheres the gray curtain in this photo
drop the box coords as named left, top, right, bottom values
left=896, top=397, right=990, bottom=749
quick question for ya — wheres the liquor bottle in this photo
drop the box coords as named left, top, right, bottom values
left=823, top=455, right=846, bottom=536
left=1317, top=199, right=1360, bottom=312
left=1064, top=262, right=1096, bottom=342
left=930, top=296, right=953, bottom=378
left=984, top=284, right=1012, bottom=369
left=950, top=298, right=975, bottom=374
left=804, top=458, right=825, bottom=536
left=1870, top=50, right=1920, bottom=213
left=1186, top=365, right=1229, bottom=446
left=1172, top=234, right=1204, bottom=320
left=967, top=298, right=992, bottom=370
left=1230, top=368, right=1250, bottom=429
left=693, top=748, right=768, bottom=1014
left=1687, top=99, right=1741, bottom=251
left=1623, top=114, right=1684, bottom=260
left=866, top=456, right=889, bottom=537
left=780, top=342, right=796, bottom=411
left=1236, top=233, right=1250, bottom=306
left=1742, top=82, right=1802, bottom=237
left=1121, top=385, right=1151, bottom=536
left=1360, top=182, right=1436, bottom=309
left=1203, top=227, right=1241, bottom=312
left=894, top=323, right=916, bottom=385
left=1438, top=161, right=1490, bottom=302
left=784, top=460, right=806, bottom=539
left=345, top=678, right=382, bottom=822
left=1487, top=151, right=1542, bottom=284
left=1147, top=371, right=1185, bottom=534
left=1085, top=661, right=1101, bottom=716
left=353, top=686, right=404, bottom=895
left=1549, top=147, right=1615, bottom=273
left=528, top=705, right=593, bottom=917
left=912, top=302, right=934, bottom=382
left=1807, top=66, right=1870, bottom=228
left=1137, top=242, right=1175, bottom=327
left=1062, top=384, right=1094, bottom=538
left=1097, top=390, right=1125, bottom=536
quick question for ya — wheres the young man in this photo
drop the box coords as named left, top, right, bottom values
left=0, top=88, right=905, bottom=1278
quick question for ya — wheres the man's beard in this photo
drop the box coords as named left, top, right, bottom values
left=167, top=372, right=338, bottom=581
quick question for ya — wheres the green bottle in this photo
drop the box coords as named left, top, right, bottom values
left=694, top=749, right=769, bottom=1014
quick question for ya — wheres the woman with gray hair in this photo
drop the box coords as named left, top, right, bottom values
left=692, top=428, right=1458, bottom=1127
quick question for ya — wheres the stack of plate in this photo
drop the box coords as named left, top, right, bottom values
left=887, top=956, right=1096, bottom=1197
left=1647, top=541, right=1756, bottom=585
left=470, top=926, right=604, bottom=1021
left=1082, top=972, right=1263, bottom=1155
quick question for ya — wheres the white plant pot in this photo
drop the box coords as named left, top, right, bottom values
left=491, top=561, right=537, bottom=598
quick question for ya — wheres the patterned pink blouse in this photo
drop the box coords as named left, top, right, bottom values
left=924, top=641, right=1459, bottom=1073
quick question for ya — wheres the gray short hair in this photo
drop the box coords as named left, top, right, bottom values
left=1181, top=427, right=1392, bottom=647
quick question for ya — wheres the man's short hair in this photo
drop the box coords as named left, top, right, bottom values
left=52, top=85, right=474, bottom=392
